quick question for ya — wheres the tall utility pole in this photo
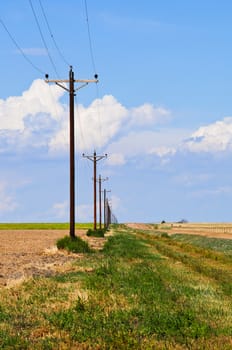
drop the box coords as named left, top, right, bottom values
left=96, top=175, right=108, bottom=229
left=82, top=151, right=107, bottom=230
left=45, top=67, right=98, bottom=238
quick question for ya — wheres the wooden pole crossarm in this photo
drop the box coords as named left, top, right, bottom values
left=45, top=79, right=98, bottom=83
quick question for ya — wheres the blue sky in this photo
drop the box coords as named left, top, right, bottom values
left=0, top=1, right=232, bottom=223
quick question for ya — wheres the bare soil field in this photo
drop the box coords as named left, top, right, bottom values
left=0, top=230, right=106, bottom=288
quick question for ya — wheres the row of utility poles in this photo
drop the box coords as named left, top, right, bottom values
left=97, top=175, right=108, bottom=229
left=82, top=151, right=107, bottom=230
left=45, top=66, right=115, bottom=238
left=83, top=150, right=112, bottom=230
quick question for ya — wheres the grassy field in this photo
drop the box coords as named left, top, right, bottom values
left=0, top=223, right=93, bottom=230
left=1, top=224, right=232, bottom=349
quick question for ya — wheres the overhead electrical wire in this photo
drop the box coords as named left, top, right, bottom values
left=0, top=17, right=45, bottom=75
left=74, top=94, right=92, bottom=173
left=83, top=0, right=103, bottom=143
left=95, top=83, right=103, bottom=140
left=28, top=0, right=59, bottom=77
left=84, top=0, right=97, bottom=75
left=38, top=0, right=70, bottom=68
left=74, top=95, right=88, bottom=152
left=74, top=95, right=92, bottom=218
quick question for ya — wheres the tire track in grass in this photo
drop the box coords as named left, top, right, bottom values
left=140, top=233, right=232, bottom=297
left=135, top=231, right=232, bottom=337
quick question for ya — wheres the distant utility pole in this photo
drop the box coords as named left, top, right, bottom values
left=82, top=151, right=107, bottom=230
left=103, top=189, right=111, bottom=229
left=96, top=175, right=108, bottom=229
left=45, top=66, right=98, bottom=238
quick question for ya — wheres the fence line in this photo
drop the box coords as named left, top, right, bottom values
left=104, top=198, right=118, bottom=229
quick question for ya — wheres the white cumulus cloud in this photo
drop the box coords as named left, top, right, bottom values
left=49, top=95, right=128, bottom=154
left=106, top=129, right=189, bottom=165
left=130, top=104, right=170, bottom=125
left=149, top=146, right=176, bottom=157
left=107, top=153, right=126, bottom=166
left=0, top=80, right=180, bottom=163
left=184, top=117, right=232, bottom=153
left=0, top=79, right=64, bottom=131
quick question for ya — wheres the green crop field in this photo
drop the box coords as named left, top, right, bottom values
left=1, top=224, right=232, bottom=349
left=0, top=222, right=93, bottom=230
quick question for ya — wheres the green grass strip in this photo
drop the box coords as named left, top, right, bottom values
left=48, top=233, right=214, bottom=348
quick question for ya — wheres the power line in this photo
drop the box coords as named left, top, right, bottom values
left=28, top=0, right=59, bottom=77
left=0, top=17, right=45, bottom=75
left=95, top=83, right=103, bottom=141
left=74, top=95, right=87, bottom=151
left=74, top=94, right=92, bottom=174
left=83, top=0, right=103, bottom=142
left=84, top=0, right=97, bottom=75
left=38, top=0, right=70, bottom=68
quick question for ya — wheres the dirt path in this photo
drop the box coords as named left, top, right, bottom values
left=0, top=230, right=106, bottom=288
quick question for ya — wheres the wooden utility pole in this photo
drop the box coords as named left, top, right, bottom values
left=82, top=151, right=107, bottom=230
left=45, top=66, right=98, bottom=238
left=96, top=175, right=108, bottom=229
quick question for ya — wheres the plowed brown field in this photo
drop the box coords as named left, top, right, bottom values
left=0, top=230, right=106, bottom=287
